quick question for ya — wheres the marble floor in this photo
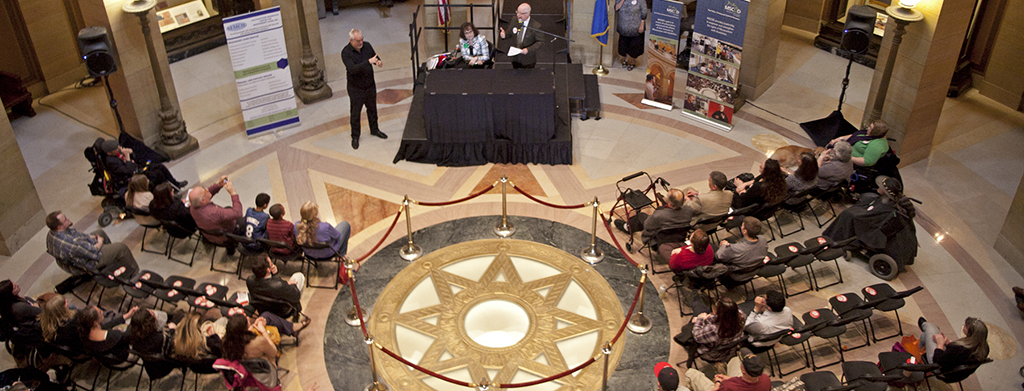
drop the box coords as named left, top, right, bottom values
left=3, top=4, right=1024, bottom=391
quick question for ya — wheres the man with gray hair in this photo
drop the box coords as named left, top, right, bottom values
left=342, top=28, right=387, bottom=149
left=817, top=140, right=854, bottom=189
left=499, top=3, right=542, bottom=68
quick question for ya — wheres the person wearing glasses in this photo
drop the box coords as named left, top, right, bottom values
left=499, top=3, right=542, bottom=68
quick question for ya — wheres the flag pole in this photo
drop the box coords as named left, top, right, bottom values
left=591, top=0, right=609, bottom=75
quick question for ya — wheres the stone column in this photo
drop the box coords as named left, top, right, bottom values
left=273, top=0, right=327, bottom=98
left=995, top=172, right=1024, bottom=277
left=975, top=0, right=1024, bottom=110
left=861, top=0, right=974, bottom=165
left=738, top=0, right=786, bottom=100
left=0, top=105, right=45, bottom=256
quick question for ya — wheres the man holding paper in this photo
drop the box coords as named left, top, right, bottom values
left=500, top=3, right=542, bottom=68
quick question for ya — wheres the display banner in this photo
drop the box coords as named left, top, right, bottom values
left=682, top=0, right=748, bottom=129
left=642, top=0, right=684, bottom=110
left=223, top=7, right=300, bottom=137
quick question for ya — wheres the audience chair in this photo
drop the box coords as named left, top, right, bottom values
left=182, top=355, right=220, bottom=391
left=641, top=224, right=692, bottom=275
left=131, top=208, right=166, bottom=255
left=877, top=351, right=938, bottom=389
left=90, top=264, right=138, bottom=310
left=694, top=213, right=728, bottom=243
left=223, top=232, right=267, bottom=280
left=90, top=350, right=141, bottom=391
left=720, top=203, right=761, bottom=231
left=811, top=180, right=848, bottom=228
left=719, top=262, right=762, bottom=301
left=802, top=309, right=847, bottom=370
left=776, top=315, right=818, bottom=377
left=756, top=252, right=789, bottom=297
left=775, top=243, right=816, bottom=297
left=248, top=290, right=305, bottom=325
left=131, top=349, right=186, bottom=391
left=828, top=293, right=874, bottom=351
left=161, top=220, right=199, bottom=267
left=861, top=284, right=923, bottom=342
left=840, top=361, right=903, bottom=391
left=799, top=371, right=855, bottom=391
left=930, top=359, right=993, bottom=391
left=189, top=282, right=229, bottom=311
left=153, top=275, right=196, bottom=310
left=299, top=242, right=344, bottom=289
left=257, top=238, right=303, bottom=273
left=778, top=188, right=816, bottom=237
left=218, top=292, right=256, bottom=318
left=121, top=270, right=163, bottom=311
left=752, top=200, right=785, bottom=241
left=803, top=236, right=856, bottom=290
left=198, top=228, right=240, bottom=274
left=214, top=357, right=280, bottom=391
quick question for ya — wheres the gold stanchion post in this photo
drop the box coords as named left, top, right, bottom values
left=626, top=265, right=652, bottom=334
left=580, top=197, right=605, bottom=264
left=494, top=175, right=516, bottom=237
left=601, top=342, right=612, bottom=391
left=364, top=336, right=388, bottom=391
left=399, top=197, right=423, bottom=261
left=344, top=258, right=362, bottom=326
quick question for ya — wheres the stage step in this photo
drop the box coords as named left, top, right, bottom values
left=582, top=74, right=601, bottom=120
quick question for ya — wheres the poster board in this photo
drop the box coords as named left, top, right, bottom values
left=157, top=0, right=211, bottom=33
left=642, top=0, right=684, bottom=110
left=222, top=7, right=300, bottom=137
left=681, top=0, right=748, bottom=129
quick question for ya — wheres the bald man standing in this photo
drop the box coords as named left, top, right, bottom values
left=499, top=3, right=543, bottom=68
left=342, top=28, right=388, bottom=150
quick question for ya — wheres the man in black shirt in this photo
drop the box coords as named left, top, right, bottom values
left=341, top=29, right=388, bottom=149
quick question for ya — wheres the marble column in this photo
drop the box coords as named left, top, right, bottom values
left=861, top=0, right=974, bottom=165
left=273, top=0, right=327, bottom=99
left=0, top=105, right=45, bottom=256
left=738, top=0, right=786, bottom=100
left=975, top=0, right=1024, bottom=110
left=995, top=172, right=1024, bottom=277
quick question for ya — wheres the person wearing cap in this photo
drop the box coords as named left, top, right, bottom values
left=654, top=362, right=680, bottom=391
left=822, top=175, right=918, bottom=271
left=681, top=348, right=770, bottom=391
left=100, top=139, right=187, bottom=189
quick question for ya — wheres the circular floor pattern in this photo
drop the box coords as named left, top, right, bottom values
left=323, top=215, right=669, bottom=391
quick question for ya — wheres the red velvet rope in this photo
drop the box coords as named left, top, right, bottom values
left=415, top=182, right=497, bottom=206
left=499, top=358, right=599, bottom=388
left=510, top=184, right=587, bottom=209
left=612, top=279, right=645, bottom=344
left=598, top=214, right=641, bottom=267
left=349, top=274, right=369, bottom=338
left=376, top=345, right=474, bottom=388
left=351, top=207, right=404, bottom=264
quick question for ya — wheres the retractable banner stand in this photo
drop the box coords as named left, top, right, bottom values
left=223, top=7, right=300, bottom=137
left=642, top=0, right=684, bottom=110
left=681, top=0, right=748, bottom=130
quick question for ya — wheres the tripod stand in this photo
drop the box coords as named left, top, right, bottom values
left=102, top=75, right=127, bottom=135
left=798, top=51, right=859, bottom=146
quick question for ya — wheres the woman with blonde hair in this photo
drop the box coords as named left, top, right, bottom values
left=173, top=311, right=221, bottom=360
left=294, top=201, right=351, bottom=259
left=37, top=293, right=75, bottom=344
left=125, top=174, right=159, bottom=225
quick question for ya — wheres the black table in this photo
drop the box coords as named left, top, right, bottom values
left=423, top=68, right=555, bottom=144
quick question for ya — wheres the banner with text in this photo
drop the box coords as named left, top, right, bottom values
left=223, top=7, right=299, bottom=137
left=642, top=0, right=684, bottom=110
left=682, top=0, right=747, bottom=128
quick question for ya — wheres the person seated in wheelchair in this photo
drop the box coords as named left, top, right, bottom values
left=823, top=176, right=918, bottom=272
left=641, top=189, right=694, bottom=246
left=98, top=138, right=187, bottom=191
left=827, top=119, right=891, bottom=169
left=458, top=22, right=491, bottom=68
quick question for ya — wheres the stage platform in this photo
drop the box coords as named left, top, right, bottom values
left=393, top=64, right=577, bottom=166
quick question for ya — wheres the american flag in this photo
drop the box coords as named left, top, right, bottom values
left=438, top=0, right=450, bottom=26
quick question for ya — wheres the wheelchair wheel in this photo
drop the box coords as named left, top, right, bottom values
left=869, top=254, right=899, bottom=281
left=98, top=212, right=114, bottom=227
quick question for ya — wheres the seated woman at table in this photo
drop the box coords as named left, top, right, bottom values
left=459, top=22, right=490, bottom=67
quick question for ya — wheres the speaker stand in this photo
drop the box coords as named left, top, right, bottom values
left=102, top=75, right=126, bottom=135
left=799, top=52, right=858, bottom=146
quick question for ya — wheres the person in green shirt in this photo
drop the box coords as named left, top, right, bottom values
left=828, top=119, right=890, bottom=167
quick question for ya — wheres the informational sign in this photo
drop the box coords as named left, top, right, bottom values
left=157, top=0, right=211, bottom=33
left=682, top=0, right=748, bottom=129
left=223, top=7, right=300, bottom=137
left=642, top=0, right=684, bottom=110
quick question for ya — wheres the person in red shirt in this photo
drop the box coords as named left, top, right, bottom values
left=189, top=176, right=242, bottom=254
left=265, top=204, right=296, bottom=255
left=666, top=228, right=714, bottom=274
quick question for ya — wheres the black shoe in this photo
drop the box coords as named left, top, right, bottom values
left=370, top=130, right=388, bottom=139
left=918, top=317, right=927, bottom=331
left=352, top=138, right=359, bottom=149
left=176, top=180, right=188, bottom=188
left=1013, top=286, right=1024, bottom=298
left=226, top=246, right=236, bottom=256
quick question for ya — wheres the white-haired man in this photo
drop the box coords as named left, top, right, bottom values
left=342, top=29, right=388, bottom=149
left=499, top=3, right=542, bottom=68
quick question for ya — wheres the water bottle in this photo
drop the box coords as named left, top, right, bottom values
left=658, top=284, right=668, bottom=298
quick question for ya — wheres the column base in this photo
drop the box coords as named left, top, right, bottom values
left=158, top=135, right=200, bottom=160
left=296, top=85, right=333, bottom=104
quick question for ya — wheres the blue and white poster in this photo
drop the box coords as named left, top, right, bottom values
left=642, top=0, right=684, bottom=110
left=682, top=0, right=748, bottom=128
left=223, top=7, right=300, bottom=137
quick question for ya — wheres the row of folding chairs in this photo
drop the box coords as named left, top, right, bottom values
left=797, top=350, right=991, bottom=391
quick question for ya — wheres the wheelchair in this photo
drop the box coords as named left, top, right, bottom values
left=84, top=138, right=131, bottom=227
